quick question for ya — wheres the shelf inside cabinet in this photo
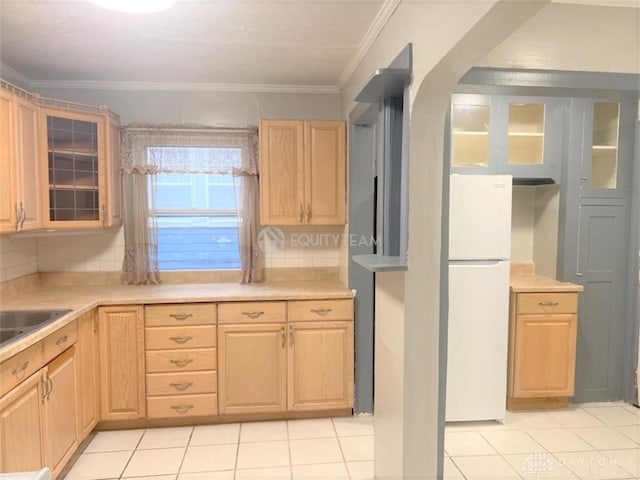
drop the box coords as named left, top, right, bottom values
left=49, top=184, right=99, bottom=191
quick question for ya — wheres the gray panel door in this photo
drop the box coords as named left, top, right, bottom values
left=574, top=205, right=628, bottom=401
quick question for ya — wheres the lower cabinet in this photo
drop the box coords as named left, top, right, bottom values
left=218, top=299, right=354, bottom=416
left=99, top=305, right=146, bottom=421
left=42, top=346, right=78, bottom=477
left=507, top=291, right=579, bottom=408
left=218, top=323, right=287, bottom=415
left=76, top=310, right=100, bottom=439
left=0, top=370, right=45, bottom=472
left=0, top=331, right=79, bottom=477
left=288, top=321, right=354, bottom=411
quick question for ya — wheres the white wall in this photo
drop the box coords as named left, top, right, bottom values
left=511, top=187, right=536, bottom=262
left=480, top=3, right=640, bottom=74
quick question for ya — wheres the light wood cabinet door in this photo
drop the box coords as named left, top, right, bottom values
left=259, top=120, right=305, bottom=225
left=0, top=370, right=45, bottom=473
left=39, top=107, right=107, bottom=228
left=105, top=114, right=122, bottom=227
left=218, top=323, right=287, bottom=415
left=14, top=96, right=41, bottom=231
left=99, top=305, right=146, bottom=421
left=304, top=121, right=346, bottom=225
left=42, top=346, right=79, bottom=478
left=0, top=89, right=16, bottom=232
left=287, top=321, right=353, bottom=411
left=76, top=310, right=100, bottom=440
left=512, top=314, right=577, bottom=398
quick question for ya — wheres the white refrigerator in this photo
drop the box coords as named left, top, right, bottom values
left=446, top=174, right=512, bottom=422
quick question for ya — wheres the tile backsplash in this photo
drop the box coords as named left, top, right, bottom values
left=0, top=235, right=38, bottom=283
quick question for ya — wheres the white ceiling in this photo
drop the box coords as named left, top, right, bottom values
left=0, top=0, right=387, bottom=89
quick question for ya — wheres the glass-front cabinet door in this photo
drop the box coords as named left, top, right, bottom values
left=450, top=94, right=498, bottom=174
left=41, top=108, right=106, bottom=227
left=497, top=96, right=564, bottom=181
left=580, top=99, right=634, bottom=199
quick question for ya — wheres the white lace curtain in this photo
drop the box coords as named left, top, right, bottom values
left=120, top=125, right=264, bottom=285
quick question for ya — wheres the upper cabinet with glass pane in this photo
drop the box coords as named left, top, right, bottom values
left=40, top=106, right=121, bottom=229
left=580, top=99, right=634, bottom=199
left=450, top=94, right=564, bottom=181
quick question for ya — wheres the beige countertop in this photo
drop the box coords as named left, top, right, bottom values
left=0, top=280, right=353, bottom=362
left=510, top=262, right=584, bottom=293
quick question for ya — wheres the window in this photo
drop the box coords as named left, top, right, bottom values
left=149, top=147, right=241, bottom=271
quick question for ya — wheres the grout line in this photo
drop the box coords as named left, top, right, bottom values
left=331, top=417, right=352, bottom=479
left=286, top=419, right=293, bottom=480
left=117, top=429, right=147, bottom=479
left=175, top=426, right=195, bottom=478
left=233, top=422, right=242, bottom=479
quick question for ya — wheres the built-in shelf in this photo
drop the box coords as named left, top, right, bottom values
left=353, top=254, right=408, bottom=272
left=49, top=184, right=98, bottom=191
left=48, top=149, right=97, bottom=157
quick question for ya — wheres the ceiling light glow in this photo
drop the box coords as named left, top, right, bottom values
left=88, top=0, right=176, bottom=14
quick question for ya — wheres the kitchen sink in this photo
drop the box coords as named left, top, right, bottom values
left=0, top=309, right=72, bottom=346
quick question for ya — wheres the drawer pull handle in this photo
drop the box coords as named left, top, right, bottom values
left=169, top=313, right=193, bottom=321
left=170, top=404, right=194, bottom=414
left=310, top=308, right=332, bottom=316
left=169, top=359, right=194, bottom=368
left=242, top=311, right=264, bottom=319
left=56, top=335, right=68, bottom=346
left=169, top=336, right=193, bottom=344
left=169, top=381, right=194, bottom=391
left=12, top=361, right=29, bottom=376
left=538, top=302, right=560, bottom=307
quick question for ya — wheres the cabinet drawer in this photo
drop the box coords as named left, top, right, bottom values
left=145, top=304, right=216, bottom=327
left=0, top=342, right=44, bottom=397
left=147, top=371, right=217, bottom=396
left=147, top=393, right=218, bottom=419
left=288, top=299, right=353, bottom=322
left=43, top=320, right=77, bottom=363
left=146, top=348, right=217, bottom=373
left=218, top=302, right=286, bottom=324
left=146, top=326, right=216, bottom=350
left=517, top=293, right=578, bottom=315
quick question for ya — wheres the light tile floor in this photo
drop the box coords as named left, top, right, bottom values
left=62, top=402, right=640, bottom=480
left=445, top=402, right=640, bottom=479
left=62, top=416, right=374, bottom=480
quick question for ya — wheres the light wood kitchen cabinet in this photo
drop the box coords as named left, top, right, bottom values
left=76, top=310, right=100, bottom=439
left=39, top=105, right=121, bottom=229
left=507, top=291, right=579, bottom=409
left=0, top=370, right=45, bottom=473
left=218, top=299, right=354, bottom=415
left=0, top=89, right=42, bottom=233
left=42, top=346, right=79, bottom=478
left=99, top=305, right=146, bottom=421
left=144, top=303, right=218, bottom=419
left=218, top=323, right=287, bottom=415
left=260, top=119, right=345, bottom=225
left=0, top=89, right=15, bottom=231
left=287, top=321, right=354, bottom=411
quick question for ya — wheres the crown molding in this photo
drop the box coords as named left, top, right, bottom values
left=0, top=63, right=32, bottom=89
left=336, top=0, right=401, bottom=90
left=29, top=79, right=340, bottom=94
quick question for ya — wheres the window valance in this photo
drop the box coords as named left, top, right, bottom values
left=121, top=124, right=259, bottom=175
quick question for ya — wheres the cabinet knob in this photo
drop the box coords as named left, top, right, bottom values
left=306, top=203, right=311, bottom=222
left=11, top=361, right=29, bottom=376
left=310, top=308, right=332, bottom=316
left=169, top=313, right=193, bottom=321
left=55, top=334, right=68, bottom=346
left=242, top=311, right=264, bottom=319
left=299, top=204, right=304, bottom=223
